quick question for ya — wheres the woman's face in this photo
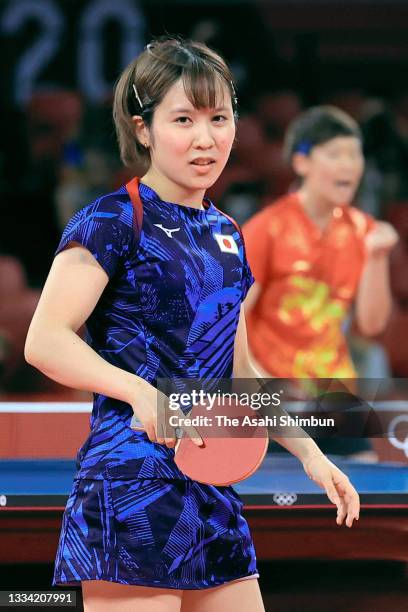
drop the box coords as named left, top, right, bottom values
left=144, top=78, right=236, bottom=193
left=295, top=136, right=365, bottom=207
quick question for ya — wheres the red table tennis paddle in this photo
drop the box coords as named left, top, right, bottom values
left=131, top=400, right=268, bottom=486
left=175, top=400, right=268, bottom=486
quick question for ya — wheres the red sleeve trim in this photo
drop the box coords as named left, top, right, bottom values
left=211, top=203, right=242, bottom=237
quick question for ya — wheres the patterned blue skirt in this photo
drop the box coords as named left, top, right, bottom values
left=52, top=476, right=259, bottom=590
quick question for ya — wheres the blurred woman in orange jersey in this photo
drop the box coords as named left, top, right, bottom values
left=243, top=106, right=398, bottom=458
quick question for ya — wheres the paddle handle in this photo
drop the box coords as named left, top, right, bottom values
left=131, top=423, right=183, bottom=451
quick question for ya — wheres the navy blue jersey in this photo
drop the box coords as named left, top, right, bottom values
left=54, top=178, right=254, bottom=480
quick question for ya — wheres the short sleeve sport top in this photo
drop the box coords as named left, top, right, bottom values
left=243, top=191, right=375, bottom=378
left=54, top=177, right=254, bottom=479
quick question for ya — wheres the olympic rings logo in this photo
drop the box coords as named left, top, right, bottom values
left=388, top=415, right=408, bottom=458
left=273, top=492, right=298, bottom=506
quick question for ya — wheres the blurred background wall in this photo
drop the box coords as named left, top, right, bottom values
left=1, top=0, right=408, bottom=391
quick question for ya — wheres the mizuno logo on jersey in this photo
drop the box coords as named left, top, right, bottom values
left=154, top=224, right=180, bottom=238
left=214, top=233, right=239, bottom=255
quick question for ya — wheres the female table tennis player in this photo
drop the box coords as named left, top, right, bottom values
left=25, top=38, right=359, bottom=612
left=243, top=106, right=397, bottom=380
left=242, top=106, right=398, bottom=458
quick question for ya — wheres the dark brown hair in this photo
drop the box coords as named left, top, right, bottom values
left=283, top=105, right=362, bottom=163
left=113, top=35, right=238, bottom=173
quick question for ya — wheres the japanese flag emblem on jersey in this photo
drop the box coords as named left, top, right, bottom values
left=214, top=233, right=239, bottom=255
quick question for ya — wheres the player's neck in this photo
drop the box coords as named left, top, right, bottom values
left=140, top=171, right=206, bottom=210
left=297, top=187, right=336, bottom=231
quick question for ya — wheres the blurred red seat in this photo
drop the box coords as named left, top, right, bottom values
left=380, top=305, right=408, bottom=376
left=0, top=255, right=42, bottom=389
left=386, top=202, right=408, bottom=240
left=27, top=90, right=83, bottom=160
left=0, top=256, right=26, bottom=296
left=378, top=202, right=408, bottom=374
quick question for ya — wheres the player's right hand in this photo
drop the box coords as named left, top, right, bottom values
left=130, top=378, right=204, bottom=449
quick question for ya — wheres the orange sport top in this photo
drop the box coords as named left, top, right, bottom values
left=242, top=192, right=375, bottom=378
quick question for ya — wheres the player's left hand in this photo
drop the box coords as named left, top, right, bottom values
left=365, top=221, right=399, bottom=257
left=302, top=454, right=360, bottom=527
